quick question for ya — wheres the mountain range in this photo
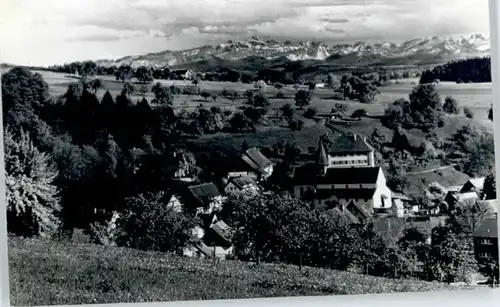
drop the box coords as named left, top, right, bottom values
left=94, top=34, right=490, bottom=70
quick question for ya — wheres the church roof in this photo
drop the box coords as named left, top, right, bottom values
left=327, top=133, right=374, bottom=154
left=316, top=140, right=329, bottom=166
left=293, top=164, right=381, bottom=185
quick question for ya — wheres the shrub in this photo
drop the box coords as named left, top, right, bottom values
left=463, top=107, right=474, bottom=119
left=443, top=96, right=459, bottom=114
left=304, top=107, right=318, bottom=119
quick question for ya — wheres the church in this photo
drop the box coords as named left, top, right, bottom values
left=292, top=134, right=393, bottom=221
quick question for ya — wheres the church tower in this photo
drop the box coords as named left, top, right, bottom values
left=316, top=139, right=329, bottom=175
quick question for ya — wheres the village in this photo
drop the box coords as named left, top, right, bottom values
left=122, top=128, right=498, bottom=273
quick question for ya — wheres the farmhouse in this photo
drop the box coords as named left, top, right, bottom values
left=187, top=183, right=224, bottom=215
left=227, top=147, right=274, bottom=181
left=292, top=139, right=391, bottom=216
left=224, top=176, right=260, bottom=196
left=171, top=69, right=195, bottom=80
left=182, top=216, right=234, bottom=259
left=460, top=177, right=486, bottom=195
left=472, top=217, right=498, bottom=266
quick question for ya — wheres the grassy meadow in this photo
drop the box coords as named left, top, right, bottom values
left=8, top=236, right=466, bottom=306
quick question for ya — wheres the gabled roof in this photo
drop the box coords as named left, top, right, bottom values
left=327, top=133, right=374, bottom=154
left=128, top=148, right=148, bottom=158
left=347, top=199, right=372, bottom=220
left=464, top=177, right=486, bottom=190
left=188, top=183, right=221, bottom=207
left=473, top=218, right=498, bottom=238
left=210, top=220, right=232, bottom=244
left=392, top=191, right=412, bottom=201
left=228, top=176, right=258, bottom=190
left=453, top=192, right=480, bottom=202
left=293, top=164, right=381, bottom=185
left=242, top=147, right=273, bottom=172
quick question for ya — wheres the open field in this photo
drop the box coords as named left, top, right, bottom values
left=8, top=236, right=465, bottom=306
left=12, top=70, right=493, bottom=120
left=3, top=69, right=492, bottom=152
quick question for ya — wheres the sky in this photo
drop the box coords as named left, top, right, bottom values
left=0, top=0, right=490, bottom=66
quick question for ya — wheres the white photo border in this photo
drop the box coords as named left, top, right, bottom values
left=1, top=1, right=500, bottom=307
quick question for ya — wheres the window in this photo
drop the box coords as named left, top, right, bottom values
left=481, top=239, right=493, bottom=245
left=479, top=252, right=490, bottom=258
left=300, top=187, right=305, bottom=197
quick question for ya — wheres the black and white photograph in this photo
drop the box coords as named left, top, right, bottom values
left=0, top=0, right=499, bottom=306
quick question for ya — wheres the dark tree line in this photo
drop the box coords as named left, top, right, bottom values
left=420, top=57, right=491, bottom=84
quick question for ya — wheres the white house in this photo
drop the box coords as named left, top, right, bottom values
left=224, top=176, right=260, bottom=196
left=227, top=147, right=274, bottom=181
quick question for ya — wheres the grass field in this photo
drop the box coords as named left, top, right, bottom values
left=8, top=236, right=466, bottom=306
left=11, top=70, right=493, bottom=123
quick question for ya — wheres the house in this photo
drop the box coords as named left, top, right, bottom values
left=171, top=69, right=195, bottom=80
left=187, top=183, right=224, bottom=215
left=315, top=82, right=325, bottom=88
left=166, top=193, right=184, bottom=213
left=173, top=151, right=198, bottom=182
left=444, top=191, right=479, bottom=211
left=460, top=177, right=486, bottom=195
left=391, top=192, right=412, bottom=217
left=182, top=217, right=234, bottom=259
left=472, top=218, right=498, bottom=266
left=227, top=147, right=274, bottom=181
left=224, top=176, right=260, bottom=196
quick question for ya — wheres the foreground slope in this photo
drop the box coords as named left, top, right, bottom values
left=8, top=236, right=465, bottom=306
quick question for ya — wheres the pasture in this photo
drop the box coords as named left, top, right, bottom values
left=26, top=70, right=493, bottom=119
left=3, top=69, right=492, bottom=152
left=8, top=236, right=464, bottom=306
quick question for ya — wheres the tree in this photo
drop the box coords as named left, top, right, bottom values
left=326, top=73, right=339, bottom=88
left=80, top=61, right=97, bottom=80
left=304, top=107, right=318, bottom=119
left=151, top=82, right=173, bottom=105
left=408, top=84, right=444, bottom=131
left=464, top=107, right=474, bottom=119
left=88, top=78, right=103, bottom=94
left=115, top=64, right=133, bottom=83
left=443, top=96, right=459, bottom=114
left=4, top=129, right=61, bottom=237
left=462, top=131, right=495, bottom=177
left=229, top=112, right=254, bottom=133
left=244, top=107, right=267, bottom=125
left=115, top=191, right=196, bottom=252
left=134, top=66, right=154, bottom=83
left=200, top=90, right=211, bottom=102
left=294, top=89, right=312, bottom=109
left=280, top=103, right=294, bottom=119
left=251, top=93, right=270, bottom=108
left=488, top=105, right=493, bottom=121
left=351, top=108, right=368, bottom=119
left=482, top=172, right=496, bottom=200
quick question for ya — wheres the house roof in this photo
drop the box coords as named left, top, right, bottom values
left=454, top=192, right=480, bottom=202
left=472, top=218, right=498, bottom=238
left=392, top=191, right=412, bottom=201
left=128, top=148, right=148, bottom=158
left=466, top=177, right=486, bottom=190
left=327, top=133, right=374, bottom=154
left=347, top=199, right=372, bottom=219
left=188, top=183, right=221, bottom=207
left=228, top=176, right=257, bottom=190
left=210, top=220, right=232, bottom=243
left=293, top=164, right=381, bottom=185
left=374, top=217, right=407, bottom=239
left=243, top=147, right=273, bottom=172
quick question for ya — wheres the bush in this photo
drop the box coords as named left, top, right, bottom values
left=304, top=107, right=318, bottom=119
left=443, top=96, right=459, bottom=114
left=463, top=107, right=474, bottom=119
left=116, top=192, right=196, bottom=252
left=351, top=109, right=368, bottom=119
